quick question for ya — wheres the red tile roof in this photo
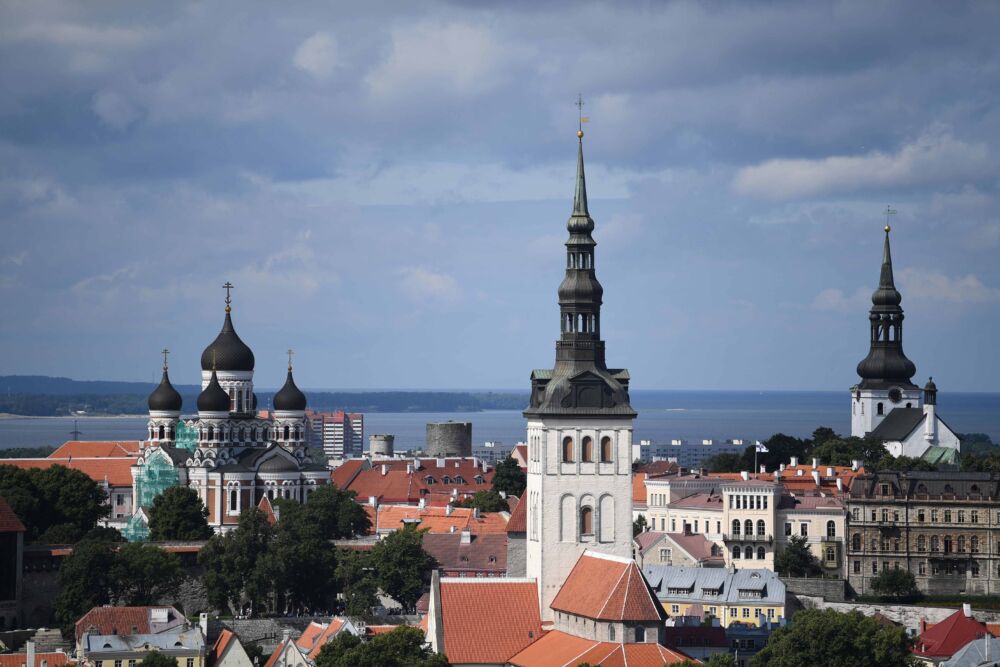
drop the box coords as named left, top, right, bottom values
left=0, top=457, right=135, bottom=487
left=338, top=458, right=494, bottom=504
left=330, top=459, right=367, bottom=489
left=506, top=491, right=527, bottom=533
left=915, top=608, right=994, bottom=658
left=551, top=551, right=664, bottom=622
left=301, top=619, right=347, bottom=659
left=257, top=495, right=277, bottom=525
left=509, top=630, right=693, bottom=666
left=211, top=629, right=236, bottom=665
left=638, top=460, right=681, bottom=477
left=262, top=640, right=288, bottom=667
left=422, top=533, right=507, bottom=574
left=74, top=605, right=183, bottom=642
left=633, top=473, right=648, bottom=507
left=0, top=653, right=74, bottom=667
left=664, top=532, right=724, bottom=562
left=670, top=492, right=725, bottom=510
left=439, top=579, right=542, bottom=664
left=512, top=445, right=528, bottom=467
left=50, top=440, right=140, bottom=458
left=0, top=496, right=26, bottom=533
left=633, top=531, right=663, bottom=553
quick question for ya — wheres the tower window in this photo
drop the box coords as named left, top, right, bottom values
left=580, top=507, right=594, bottom=535
left=826, top=520, right=836, bottom=538
left=208, top=426, right=215, bottom=441
left=600, top=436, right=612, bottom=462
left=158, top=425, right=165, bottom=440
left=229, top=488, right=238, bottom=513
left=283, top=425, right=290, bottom=440
left=229, top=389, right=235, bottom=412
left=877, top=402, right=884, bottom=415
left=581, top=437, right=593, bottom=462
left=562, top=437, right=574, bottom=463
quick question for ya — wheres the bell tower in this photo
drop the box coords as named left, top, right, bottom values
left=524, top=117, right=636, bottom=617
left=851, top=217, right=921, bottom=436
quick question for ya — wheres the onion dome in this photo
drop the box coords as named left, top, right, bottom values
left=273, top=363, right=307, bottom=412
left=197, top=370, right=230, bottom=413
left=201, top=290, right=254, bottom=371
left=148, top=368, right=182, bottom=413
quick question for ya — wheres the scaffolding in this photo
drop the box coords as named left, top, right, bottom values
left=176, top=421, right=197, bottom=452
left=135, top=454, right=180, bottom=509
left=122, top=512, right=150, bottom=542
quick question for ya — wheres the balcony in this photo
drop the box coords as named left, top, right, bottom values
left=723, top=533, right=773, bottom=544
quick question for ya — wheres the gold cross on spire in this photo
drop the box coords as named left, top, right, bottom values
left=884, top=205, right=896, bottom=233
left=287, top=348, right=294, bottom=371
left=162, top=348, right=169, bottom=371
left=223, top=281, right=234, bottom=312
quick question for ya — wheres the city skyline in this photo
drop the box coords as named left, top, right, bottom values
left=2, top=2, right=999, bottom=391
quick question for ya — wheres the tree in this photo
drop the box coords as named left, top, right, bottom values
left=305, top=484, right=371, bottom=539
left=810, top=435, right=889, bottom=468
left=199, top=508, right=277, bottom=615
left=491, top=456, right=526, bottom=498
left=703, top=452, right=743, bottom=473
left=54, top=538, right=116, bottom=634
left=871, top=568, right=919, bottom=601
left=315, top=626, right=449, bottom=667
left=676, top=655, right=735, bottom=667
left=80, top=526, right=125, bottom=544
left=370, top=525, right=436, bottom=611
left=750, top=608, right=913, bottom=667
left=633, top=514, right=647, bottom=537
left=271, top=499, right=339, bottom=610
left=0, top=464, right=108, bottom=542
left=140, top=652, right=179, bottom=667
left=111, top=543, right=182, bottom=605
left=148, top=486, right=212, bottom=541
left=811, top=427, right=838, bottom=446
left=453, top=489, right=509, bottom=513
left=739, top=433, right=809, bottom=472
left=876, top=455, right=937, bottom=472
left=336, top=550, right=379, bottom=617
left=773, top=535, right=821, bottom=578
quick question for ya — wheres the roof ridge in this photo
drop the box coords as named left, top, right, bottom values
left=562, top=640, right=600, bottom=667
left=597, top=562, right=630, bottom=620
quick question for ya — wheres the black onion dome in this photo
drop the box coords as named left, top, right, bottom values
left=200, top=312, right=255, bottom=372
left=273, top=369, right=307, bottom=411
left=197, top=370, right=230, bottom=413
left=148, top=370, right=182, bottom=412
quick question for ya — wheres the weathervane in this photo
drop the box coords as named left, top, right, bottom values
left=884, top=205, right=897, bottom=233
left=223, top=281, right=234, bottom=312
left=162, top=348, right=170, bottom=371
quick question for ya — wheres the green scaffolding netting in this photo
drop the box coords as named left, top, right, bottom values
left=122, top=512, right=150, bottom=542
left=135, top=454, right=180, bottom=508
left=176, top=421, right=197, bottom=452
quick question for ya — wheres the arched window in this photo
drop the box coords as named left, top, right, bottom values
left=744, top=546, right=753, bottom=560
left=745, top=520, right=753, bottom=537
left=294, top=426, right=300, bottom=440
left=580, top=507, right=594, bottom=535
left=158, top=425, right=165, bottom=440
left=168, top=427, right=174, bottom=439
left=562, top=437, right=574, bottom=463
left=600, top=436, right=613, bottom=462
left=732, top=519, right=741, bottom=536
left=944, top=536, right=953, bottom=554
left=825, top=546, right=834, bottom=561
left=609, top=626, right=615, bottom=641
left=208, top=426, right=215, bottom=441
left=236, top=390, right=243, bottom=412
left=732, top=546, right=741, bottom=559
left=757, top=520, right=766, bottom=536
left=757, top=546, right=766, bottom=560
left=852, top=534, right=861, bottom=550
left=917, top=535, right=926, bottom=552
left=228, top=488, right=238, bottom=512
left=283, top=425, right=290, bottom=440
left=826, top=520, right=836, bottom=538
left=877, top=402, right=884, bottom=415
left=581, top=437, right=593, bottom=462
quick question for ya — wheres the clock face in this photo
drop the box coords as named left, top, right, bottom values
left=888, top=387, right=902, bottom=404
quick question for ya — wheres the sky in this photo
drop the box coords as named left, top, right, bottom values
left=1, top=1, right=999, bottom=392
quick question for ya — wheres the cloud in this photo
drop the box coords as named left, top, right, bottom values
left=293, top=32, right=338, bottom=79
left=734, top=126, right=992, bottom=199
left=897, top=268, right=1000, bottom=304
left=365, top=22, right=524, bottom=100
left=92, top=89, right=141, bottom=128
left=396, top=266, right=462, bottom=303
left=811, top=287, right=870, bottom=312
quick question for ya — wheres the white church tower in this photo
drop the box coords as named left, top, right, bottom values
left=524, top=126, right=636, bottom=618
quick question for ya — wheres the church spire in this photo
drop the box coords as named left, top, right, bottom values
left=572, top=132, right=589, bottom=217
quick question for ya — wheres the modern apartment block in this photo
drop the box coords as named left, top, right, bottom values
left=306, top=410, right=364, bottom=459
left=846, top=471, right=1000, bottom=596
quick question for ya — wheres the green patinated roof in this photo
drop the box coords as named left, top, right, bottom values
left=922, top=446, right=959, bottom=466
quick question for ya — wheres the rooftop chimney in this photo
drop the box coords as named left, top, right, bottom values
left=381, top=464, right=388, bottom=475
left=774, top=469, right=782, bottom=480
left=812, top=458, right=818, bottom=469
left=760, top=465, right=767, bottom=474
left=796, top=469, right=804, bottom=477
left=851, top=459, right=860, bottom=471
left=836, top=478, right=843, bottom=491
left=368, top=495, right=377, bottom=507
left=790, top=456, right=798, bottom=467
left=449, top=525, right=456, bottom=533
left=407, top=464, right=414, bottom=474
left=779, top=463, right=786, bottom=472
left=963, top=603, right=973, bottom=617
left=826, top=467, right=834, bottom=477
left=436, top=458, right=445, bottom=468
left=812, top=470, right=820, bottom=486
left=460, top=529, right=472, bottom=544
left=740, top=471, right=749, bottom=481
left=26, top=641, right=35, bottom=667
left=418, top=497, right=426, bottom=509
left=445, top=504, right=454, bottom=516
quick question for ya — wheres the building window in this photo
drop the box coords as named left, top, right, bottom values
left=877, top=403, right=884, bottom=415
left=733, top=519, right=741, bottom=536
left=800, top=523, right=808, bottom=537
left=918, top=510, right=925, bottom=522
left=872, top=561, right=878, bottom=574
left=852, top=534, right=861, bottom=550
left=931, top=536, right=939, bottom=552
left=671, top=605, right=679, bottom=614
left=853, top=561, right=861, bottom=573
left=581, top=436, right=593, bottom=462
left=932, top=510, right=938, bottom=522
left=600, top=436, right=613, bottom=462
left=918, top=562, right=926, bottom=575
left=745, top=520, right=753, bottom=536
left=757, top=520, right=766, bottom=536
left=871, top=510, right=877, bottom=521
left=917, top=535, right=926, bottom=552
left=609, top=626, right=615, bottom=641
left=129, top=661, right=135, bottom=667
left=115, top=661, right=122, bottom=667
left=659, top=548, right=671, bottom=563
left=880, top=483, right=889, bottom=495
left=784, top=523, right=792, bottom=536
left=742, top=608, right=750, bottom=618
left=733, top=546, right=741, bottom=559
left=826, top=520, right=836, bottom=538
left=881, top=509, right=889, bottom=522
left=187, top=660, right=194, bottom=667
left=744, top=546, right=753, bottom=560
left=635, top=627, right=645, bottom=642
left=944, top=510, right=952, bottom=523
left=562, top=437, right=574, bottom=463
left=580, top=507, right=594, bottom=535
left=757, top=546, right=766, bottom=560
left=972, top=511, right=979, bottom=524
left=972, top=536, right=980, bottom=553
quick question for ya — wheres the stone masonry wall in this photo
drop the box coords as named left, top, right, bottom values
left=782, top=577, right=846, bottom=602
left=797, top=595, right=1000, bottom=632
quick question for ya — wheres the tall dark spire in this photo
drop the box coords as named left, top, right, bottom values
left=856, top=222, right=916, bottom=389
left=524, top=125, right=634, bottom=417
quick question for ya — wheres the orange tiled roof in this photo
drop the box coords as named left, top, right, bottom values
left=633, top=473, right=648, bottom=506
left=258, top=495, right=277, bottom=525
left=439, top=579, right=542, bottom=664
left=374, top=505, right=508, bottom=535
left=0, top=653, right=74, bottom=667
left=340, top=458, right=494, bottom=504
left=551, top=551, right=664, bottom=622
left=262, top=640, right=287, bottom=667
left=0, top=496, right=26, bottom=533
left=211, top=629, right=235, bottom=665
left=331, top=459, right=367, bottom=489
left=509, top=630, right=693, bottom=666
left=295, top=622, right=326, bottom=652
left=506, top=493, right=527, bottom=533
left=74, top=605, right=182, bottom=642
left=0, top=457, right=135, bottom=487
left=303, top=619, right=347, bottom=659
left=50, top=440, right=140, bottom=458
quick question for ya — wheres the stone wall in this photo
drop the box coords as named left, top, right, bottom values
left=796, top=595, right=1000, bottom=632
left=506, top=534, right=525, bottom=577
left=782, top=577, right=846, bottom=602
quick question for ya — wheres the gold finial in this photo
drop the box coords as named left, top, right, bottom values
left=884, top=205, right=896, bottom=233
left=287, top=348, right=294, bottom=372
left=575, top=94, right=588, bottom=138
left=162, top=348, right=169, bottom=371
left=223, top=281, right=234, bottom=313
